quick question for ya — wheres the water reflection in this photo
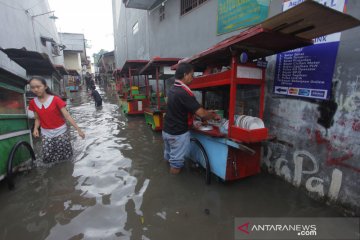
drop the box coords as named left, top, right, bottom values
left=46, top=90, right=150, bottom=239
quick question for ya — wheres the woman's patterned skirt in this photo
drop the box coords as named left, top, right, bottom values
left=42, top=132, right=73, bottom=163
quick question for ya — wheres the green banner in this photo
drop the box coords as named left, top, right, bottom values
left=217, top=0, right=270, bottom=35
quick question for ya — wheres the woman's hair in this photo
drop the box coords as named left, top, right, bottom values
left=175, top=63, right=194, bottom=80
left=28, top=76, right=56, bottom=96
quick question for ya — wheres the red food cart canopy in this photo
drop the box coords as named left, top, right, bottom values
left=180, top=0, right=360, bottom=70
left=119, top=60, right=149, bottom=76
left=139, top=57, right=181, bottom=75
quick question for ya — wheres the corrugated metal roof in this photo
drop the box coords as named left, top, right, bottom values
left=2, top=48, right=57, bottom=75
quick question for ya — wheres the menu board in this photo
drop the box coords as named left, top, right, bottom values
left=273, top=0, right=345, bottom=100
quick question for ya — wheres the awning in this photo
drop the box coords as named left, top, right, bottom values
left=2, top=48, right=57, bottom=75
left=261, top=0, right=360, bottom=39
left=181, top=0, right=360, bottom=70
left=0, top=50, right=27, bottom=87
left=140, top=57, right=181, bottom=75
left=119, top=60, right=149, bottom=76
left=123, top=0, right=162, bottom=10
left=54, top=65, right=69, bottom=75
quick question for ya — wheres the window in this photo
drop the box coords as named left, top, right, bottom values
left=159, top=5, right=165, bottom=22
left=132, top=22, right=139, bottom=34
left=181, top=0, right=208, bottom=15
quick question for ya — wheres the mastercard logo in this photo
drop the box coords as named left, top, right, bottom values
left=288, top=88, right=299, bottom=94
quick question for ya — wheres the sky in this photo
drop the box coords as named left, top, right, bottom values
left=48, top=0, right=114, bottom=62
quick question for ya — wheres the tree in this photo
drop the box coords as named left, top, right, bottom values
left=93, top=49, right=108, bottom=66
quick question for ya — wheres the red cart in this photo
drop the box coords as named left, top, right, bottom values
left=181, top=0, right=360, bottom=184
left=118, top=60, right=150, bottom=115
left=139, top=57, right=181, bottom=131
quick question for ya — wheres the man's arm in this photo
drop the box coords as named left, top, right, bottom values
left=195, top=107, right=220, bottom=121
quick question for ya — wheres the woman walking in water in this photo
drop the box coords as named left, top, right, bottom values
left=28, top=76, right=85, bottom=163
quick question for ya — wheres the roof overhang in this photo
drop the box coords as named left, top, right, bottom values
left=119, top=60, right=149, bottom=76
left=0, top=50, right=28, bottom=88
left=2, top=48, right=57, bottom=75
left=123, top=0, right=162, bottom=10
left=140, top=57, right=181, bottom=75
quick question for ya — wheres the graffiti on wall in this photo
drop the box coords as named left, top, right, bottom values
left=313, top=130, right=359, bottom=173
left=263, top=144, right=343, bottom=200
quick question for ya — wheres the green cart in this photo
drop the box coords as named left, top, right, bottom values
left=0, top=51, right=35, bottom=189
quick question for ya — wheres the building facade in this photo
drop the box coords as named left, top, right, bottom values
left=59, top=33, right=89, bottom=76
left=95, top=51, right=115, bottom=90
left=113, top=0, right=360, bottom=215
left=0, top=0, right=65, bottom=95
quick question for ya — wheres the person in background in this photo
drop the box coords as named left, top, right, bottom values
left=28, top=76, right=85, bottom=163
left=85, top=72, right=92, bottom=91
left=90, top=85, right=103, bottom=107
left=162, top=63, right=220, bottom=174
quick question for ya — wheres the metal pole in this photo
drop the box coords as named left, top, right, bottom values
left=156, top=66, right=160, bottom=110
left=145, top=75, right=149, bottom=100
left=228, top=55, right=237, bottom=137
left=128, top=68, right=132, bottom=98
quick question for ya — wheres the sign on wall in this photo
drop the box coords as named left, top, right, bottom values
left=273, top=0, right=345, bottom=100
left=217, top=0, right=269, bottom=35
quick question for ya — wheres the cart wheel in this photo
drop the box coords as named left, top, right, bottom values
left=189, top=138, right=211, bottom=185
left=7, top=141, right=36, bottom=190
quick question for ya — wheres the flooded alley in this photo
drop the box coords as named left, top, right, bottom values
left=1, top=0, right=360, bottom=239
left=0, top=88, right=347, bottom=240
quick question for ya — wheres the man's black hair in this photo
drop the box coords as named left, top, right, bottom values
left=175, top=63, right=193, bottom=80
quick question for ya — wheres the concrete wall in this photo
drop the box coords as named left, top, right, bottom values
left=113, top=0, right=256, bottom=66
left=113, top=3, right=149, bottom=67
left=63, top=52, right=82, bottom=73
left=113, top=0, right=360, bottom=214
left=59, top=33, right=87, bottom=61
left=263, top=0, right=360, bottom=215
left=0, top=0, right=63, bottom=65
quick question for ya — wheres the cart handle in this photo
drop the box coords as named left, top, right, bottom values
left=237, top=143, right=256, bottom=155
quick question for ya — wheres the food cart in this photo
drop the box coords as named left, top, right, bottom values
left=113, top=68, right=123, bottom=95
left=182, top=1, right=360, bottom=184
left=0, top=51, right=35, bottom=189
left=118, top=60, right=150, bottom=115
left=139, top=57, right=180, bottom=131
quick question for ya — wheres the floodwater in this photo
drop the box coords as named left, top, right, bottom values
left=0, top=88, right=345, bottom=240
